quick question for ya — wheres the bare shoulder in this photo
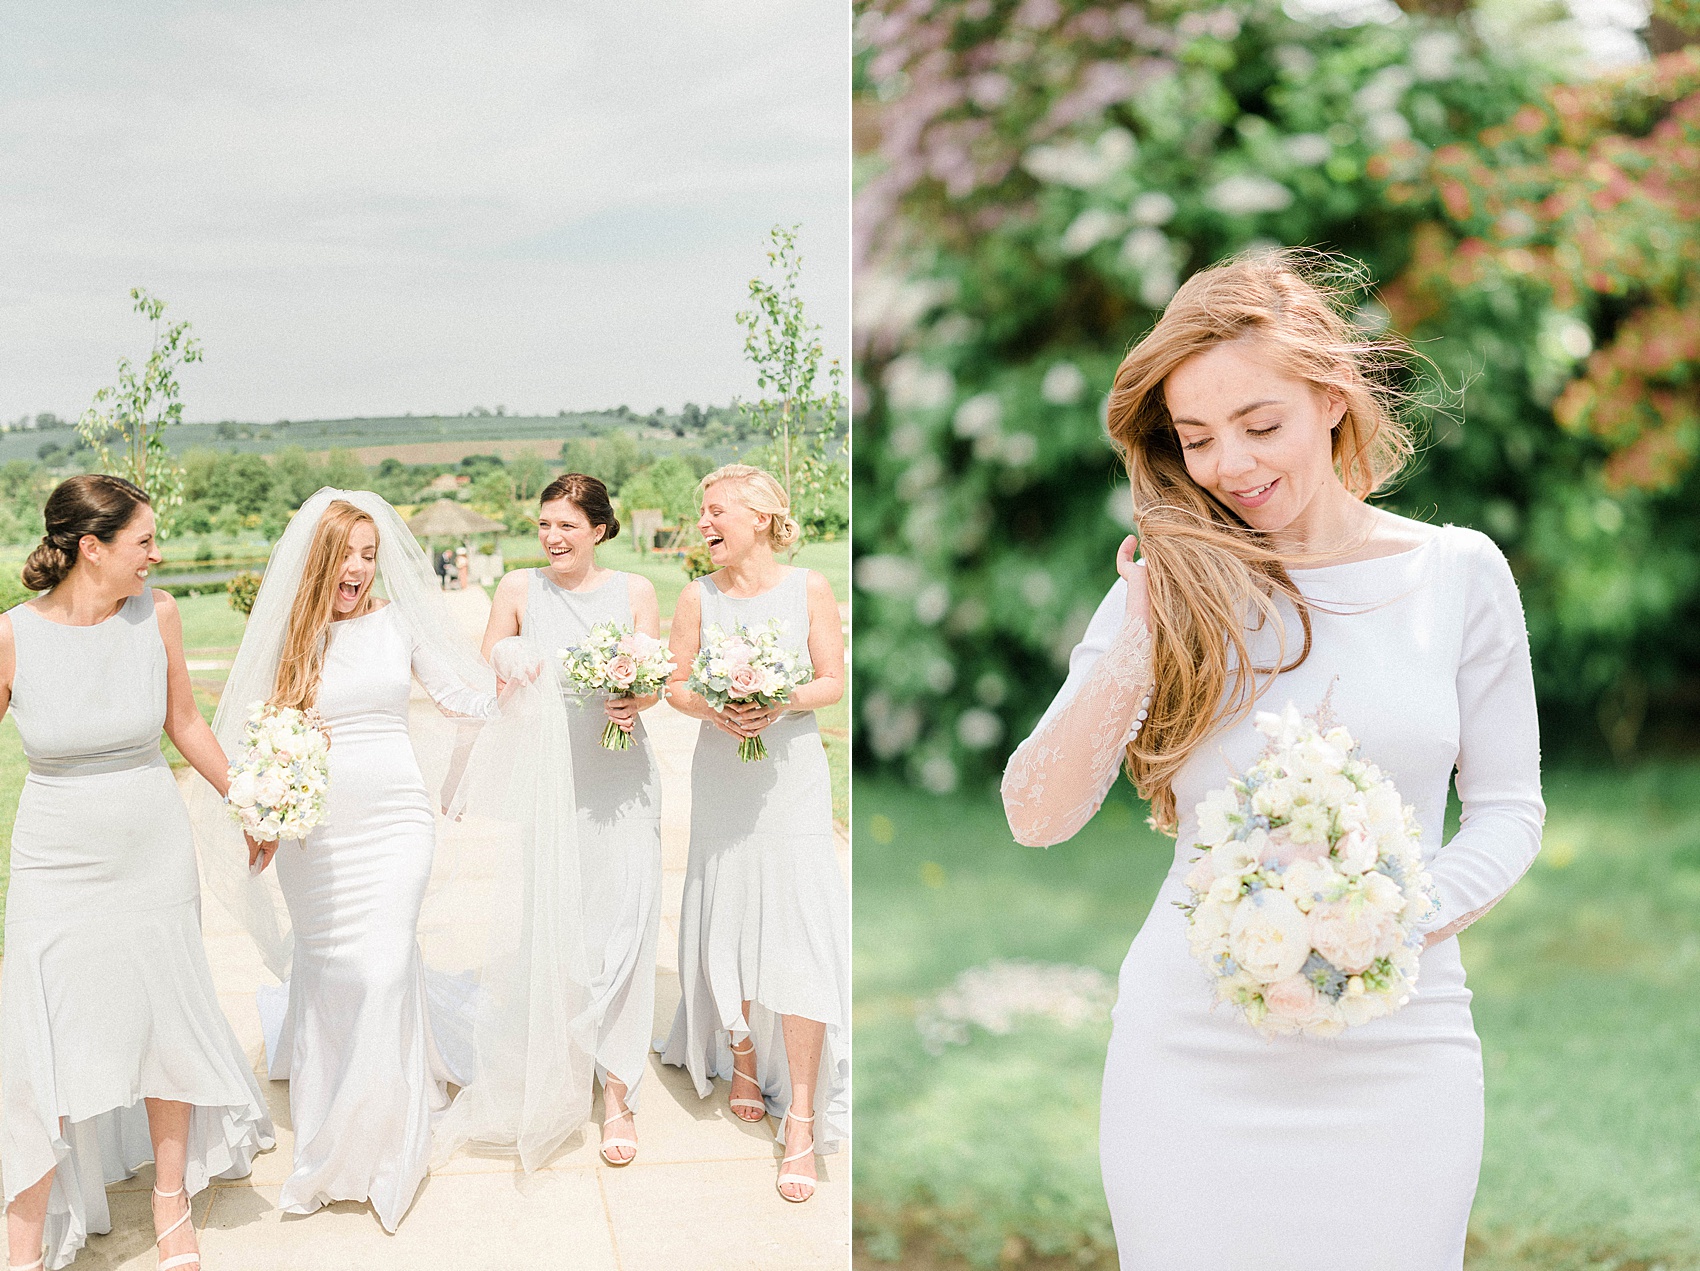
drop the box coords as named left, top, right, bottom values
left=803, top=568, right=838, bottom=605
left=495, top=568, right=531, bottom=599
left=625, top=571, right=658, bottom=602
left=151, top=588, right=181, bottom=620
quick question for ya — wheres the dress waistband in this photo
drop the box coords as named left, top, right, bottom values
left=27, top=741, right=165, bottom=778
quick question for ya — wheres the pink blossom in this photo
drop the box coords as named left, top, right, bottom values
left=607, top=654, right=638, bottom=690
left=1308, top=901, right=1397, bottom=974
left=724, top=640, right=755, bottom=668
left=728, top=665, right=764, bottom=699
left=1259, top=826, right=1330, bottom=868
left=1263, top=975, right=1325, bottom=1026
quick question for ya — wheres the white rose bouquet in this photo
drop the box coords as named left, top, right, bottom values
left=225, top=702, right=331, bottom=843
left=1180, top=703, right=1437, bottom=1037
left=557, top=621, right=676, bottom=750
left=687, top=619, right=813, bottom=762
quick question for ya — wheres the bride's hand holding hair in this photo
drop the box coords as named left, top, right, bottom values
left=1116, top=533, right=1150, bottom=623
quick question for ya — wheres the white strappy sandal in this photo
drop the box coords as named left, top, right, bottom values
left=152, top=1183, right=200, bottom=1270
left=775, top=1109, right=817, bottom=1203
left=10, top=1257, right=43, bottom=1271
left=728, top=1040, right=767, bottom=1123
left=599, top=1104, right=638, bottom=1166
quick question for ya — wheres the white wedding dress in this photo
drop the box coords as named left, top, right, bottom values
left=195, top=488, right=600, bottom=1212
left=257, top=603, right=493, bottom=1230
left=1004, top=524, right=1545, bottom=1270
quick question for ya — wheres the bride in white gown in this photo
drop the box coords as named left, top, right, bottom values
left=1003, top=252, right=1544, bottom=1270
left=189, top=489, right=599, bottom=1229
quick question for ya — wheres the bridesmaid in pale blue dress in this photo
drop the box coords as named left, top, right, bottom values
left=0, top=476, right=273, bottom=1271
left=660, top=464, right=848, bottom=1203
left=481, top=473, right=663, bottom=1166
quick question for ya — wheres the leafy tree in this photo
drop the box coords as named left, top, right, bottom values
left=508, top=452, right=550, bottom=502
left=320, top=449, right=365, bottom=491
left=618, top=456, right=701, bottom=525
left=559, top=433, right=651, bottom=492
left=77, top=288, right=201, bottom=533
left=736, top=224, right=847, bottom=500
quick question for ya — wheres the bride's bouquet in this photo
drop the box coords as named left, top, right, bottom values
left=1180, top=703, right=1437, bottom=1037
left=688, top=619, right=812, bottom=762
left=557, top=621, right=675, bottom=750
left=225, top=702, right=332, bottom=842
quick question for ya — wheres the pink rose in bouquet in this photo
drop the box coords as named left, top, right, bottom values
left=607, top=654, right=639, bottom=691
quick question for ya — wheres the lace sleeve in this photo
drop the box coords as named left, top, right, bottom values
left=411, top=641, right=498, bottom=720
left=1001, top=594, right=1153, bottom=849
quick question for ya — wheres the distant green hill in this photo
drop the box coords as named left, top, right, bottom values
left=0, top=412, right=747, bottom=464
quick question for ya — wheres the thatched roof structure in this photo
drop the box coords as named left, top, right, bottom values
left=406, top=499, right=507, bottom=538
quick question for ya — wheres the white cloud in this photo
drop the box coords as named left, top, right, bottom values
left=0, top=0, right=849, bottom=421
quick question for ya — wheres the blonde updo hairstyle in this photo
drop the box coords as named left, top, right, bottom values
left=698, top=463, right=802, bottom=551
left=1106, top=248, right=1418, bottom=834
left=23, top=474, right=152, bottom=593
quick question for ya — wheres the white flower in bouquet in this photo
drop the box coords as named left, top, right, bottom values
left=556, top=621, right=676, bottom=750
left=1177, top=702, right=1438, bottom=1037
left=687, top=618, right=814, bottom=762
left=225, top=702, right=332, bottom=843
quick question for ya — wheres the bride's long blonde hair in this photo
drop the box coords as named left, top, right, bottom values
left=271, top=500, right=378, bottom=711
left=1107, top=249, right=1417, bottom=833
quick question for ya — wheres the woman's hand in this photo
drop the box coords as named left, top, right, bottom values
left=246, top=833, right=278, bottom=874
left=724, top=699, right=784, bottom=736
left=1118, top=535, right=1151, bottom=625
left=604, top=694, right=640, bottom=735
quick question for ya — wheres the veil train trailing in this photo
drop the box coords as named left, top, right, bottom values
left=187, top=487, right=600, bottom=1169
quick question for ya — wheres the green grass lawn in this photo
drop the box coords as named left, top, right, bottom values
left=853, top=764, right=1700, bottom=1271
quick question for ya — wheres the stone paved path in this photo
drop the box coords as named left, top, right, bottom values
left=64, top=587, right=851, bottom=1270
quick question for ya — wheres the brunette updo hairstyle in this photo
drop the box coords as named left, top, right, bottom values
left=539, top=473, right=620, bottom=542
left=23, top=474, right=152, bottom=592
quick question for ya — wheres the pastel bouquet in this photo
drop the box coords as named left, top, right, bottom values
left=687, top=619, right=813, bottom=762
left=225, top=702, right=331, bottom=842
left=557, top=621, right=675, bottom=750
left=1179, top=702, right=1437, bottom=1037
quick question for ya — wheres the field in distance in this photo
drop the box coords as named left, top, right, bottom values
left=0, top=412, right=731, bottom=465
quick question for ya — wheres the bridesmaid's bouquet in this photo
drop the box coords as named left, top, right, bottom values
left=688, top=619, right=812, bottom=762
left=556, top=621, right=675, bottom=750
left=225, top=702, right=332, bottom=841
left=1179, top=703, right=1437, bottom=1037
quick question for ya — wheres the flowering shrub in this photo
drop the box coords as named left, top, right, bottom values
left=853, top=0, right=1556, bottom=794
left=1378, top=43, right=1700, bottom=754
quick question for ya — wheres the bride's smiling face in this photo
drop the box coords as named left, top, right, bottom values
left=332, top=520, right=378, bottom=616
left=1163, top=338, right=1345, bottom=533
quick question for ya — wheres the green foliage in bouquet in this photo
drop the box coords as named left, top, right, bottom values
left=1376, top=45, right=1700, bottom=758
left=852, top=0, right=1682, bottom=795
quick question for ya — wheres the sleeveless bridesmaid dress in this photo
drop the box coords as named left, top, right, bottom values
left=659, top=567, right=850, bottom=1153
left=1, top=590, right=273, bottom=1270
left=521, top=569, right=663, bottom=1104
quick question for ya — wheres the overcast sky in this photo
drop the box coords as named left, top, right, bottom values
left=0, top=1, right=849, bottom=423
